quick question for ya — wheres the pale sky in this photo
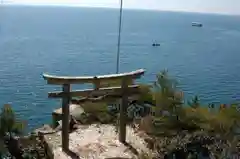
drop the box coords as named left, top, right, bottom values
left=2, top=0, right=240, bottom=15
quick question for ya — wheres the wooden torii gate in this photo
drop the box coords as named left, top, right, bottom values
left=43, top=69, right=145, bottom=152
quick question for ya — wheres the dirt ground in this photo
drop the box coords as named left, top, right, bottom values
left=43, top=124, right=151, bottom=159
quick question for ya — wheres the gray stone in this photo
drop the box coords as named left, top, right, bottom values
left=34, top=124, right=54, bottom=135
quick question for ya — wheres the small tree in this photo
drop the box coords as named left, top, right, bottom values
left=0, top=104, right=25, bottom=158
left=0, top=104, right=25, bottom=137
left=154, top=70, right=183, bottom=118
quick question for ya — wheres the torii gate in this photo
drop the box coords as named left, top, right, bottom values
left=43, top=69, right=145, bottom=152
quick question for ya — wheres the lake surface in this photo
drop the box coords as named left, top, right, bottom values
left=0, top=5, right=240, bottom=131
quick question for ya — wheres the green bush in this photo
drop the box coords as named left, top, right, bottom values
left=0, top=104, right=26, bottom=158
left=0, top=104, right=25, bottom=137
left=134, top=70, right=240, bottom=158
left=137, top=70, right=240, bottom=136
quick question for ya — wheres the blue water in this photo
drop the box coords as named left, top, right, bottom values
left=0, top=5, right=240, bottom=131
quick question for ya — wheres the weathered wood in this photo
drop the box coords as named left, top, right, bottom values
left=42, top=69, right=146, bottom=151
left=48, top=85, right=140, bottom=98
left=71, top=96, right=139, bottom=107
left=71, top=94, right=140, bottom=104
left=62, top=84, right=71, bottom=152
left=119, top=77, right=128, bottom=143
left=43, top=69, right=145, bottom=85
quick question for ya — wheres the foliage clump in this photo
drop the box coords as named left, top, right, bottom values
left=0, top=104, right=47, bottom=159
left=135, top=70, right=240, bottom=159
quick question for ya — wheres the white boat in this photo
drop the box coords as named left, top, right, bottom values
left=192, top=22, right=203, bottom=27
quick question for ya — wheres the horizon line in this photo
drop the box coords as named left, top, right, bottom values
left=1, top=3, right=240, bottom=16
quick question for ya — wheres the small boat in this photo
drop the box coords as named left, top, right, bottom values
left=152, top=43, right=160, bottom=47
left=192, top=22, right=203, bottom=27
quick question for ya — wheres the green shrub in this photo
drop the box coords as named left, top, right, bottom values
left=134, top=70, right=240, bottom=158
left=0, top=104, right=25, bottom=137
left=0, top=104, right=26, bottom=158
left=187, top=95, right=200, bottom=109
left=136, top=70, right=240, bottom=139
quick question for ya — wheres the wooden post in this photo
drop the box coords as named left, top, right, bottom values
left=119, top=77, right=128, bottom=143
left=62, top=84, right=71, bottom=151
